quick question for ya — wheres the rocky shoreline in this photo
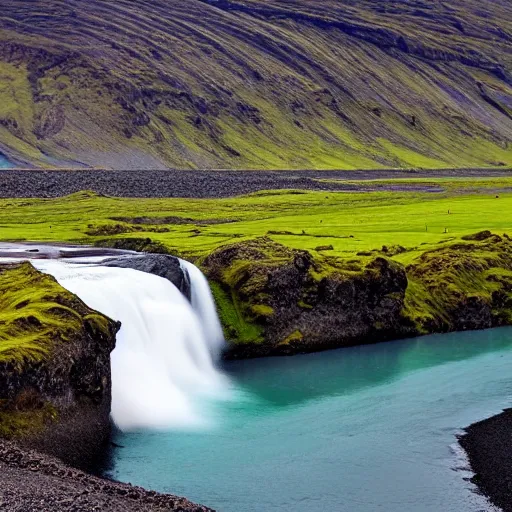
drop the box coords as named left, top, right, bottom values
left=0, top=439, right=212, bottom=511
left=459, top=409, right=512, bottom=512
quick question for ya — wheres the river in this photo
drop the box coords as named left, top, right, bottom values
left=109, top=328, right=512, bottom=511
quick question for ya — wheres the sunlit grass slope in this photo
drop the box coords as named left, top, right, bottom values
left=0, top=0, right=511, bottom=169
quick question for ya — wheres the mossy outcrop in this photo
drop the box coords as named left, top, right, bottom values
left=0, top=262, right=119, bottom=469
left=203, top=233, right=512, bottom=357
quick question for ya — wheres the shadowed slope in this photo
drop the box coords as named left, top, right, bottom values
left=0, top=0, right=511, bottom=169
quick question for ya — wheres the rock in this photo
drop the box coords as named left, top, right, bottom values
left=459, top=409, right=512, bottom=512
left=205, top=233, right=512, bottom=358
left=461, top=230, right=492, bottom=241
left=0, top=263, right=120, bottom=470
left=204, top=238, right=409, bottom=357
left=103, top=254, right=191, bottom=299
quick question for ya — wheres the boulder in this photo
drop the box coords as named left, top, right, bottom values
left=103, top=254, right=191, bottom=300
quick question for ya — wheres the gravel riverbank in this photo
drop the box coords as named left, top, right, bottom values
left=459, top=409, right=512, bottom=512
left=0, top=440, right=212, bottom=511
left=0, top=168, right=510, bottom=198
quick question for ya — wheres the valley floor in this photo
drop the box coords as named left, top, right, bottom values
left=0, top=168, right=510, bottom=199
left=1, top=170, right=512, bottom=509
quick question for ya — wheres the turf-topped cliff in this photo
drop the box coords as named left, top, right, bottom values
left=201, top=232, right=512, bottom=357
left=0, top=0, right=511, bottom=169
left=0, top=262, right=119, bottom=469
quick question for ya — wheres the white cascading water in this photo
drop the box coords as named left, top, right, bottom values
left=180, top=259, right=225, bottom=355
left=33, top=259, right=230, bottom=432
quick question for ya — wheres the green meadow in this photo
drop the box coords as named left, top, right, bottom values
left=0, top=177, right=510, bottom=261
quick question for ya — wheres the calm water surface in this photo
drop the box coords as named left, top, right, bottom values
left=110, top=328, right=512, bottom=511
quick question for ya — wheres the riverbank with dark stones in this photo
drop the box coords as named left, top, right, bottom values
left=459, top=409, right=512, bottom=512
left=0, top=439, right=212, bottom=511
left=0, top=168, right=510, bottom=198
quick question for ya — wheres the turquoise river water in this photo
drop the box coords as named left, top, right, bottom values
left=110, top=328, right=512, bottom=511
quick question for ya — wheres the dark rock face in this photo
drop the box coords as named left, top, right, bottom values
left=264, top=255, right=408, bottom=355
left=0, top=263, right=120, bottom=470
left=103, top=254, right=191, bottom=300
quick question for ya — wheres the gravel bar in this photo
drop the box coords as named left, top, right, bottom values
left=0, top=168, right=510, bottom=198
left=0, top=440, right=213, bottom=512
left=459, top=409, right=512, bottom=512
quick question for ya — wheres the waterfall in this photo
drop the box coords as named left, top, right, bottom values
left=33, top=260, right=230, bottom=432
left=180, top=259, right=225, bottom=356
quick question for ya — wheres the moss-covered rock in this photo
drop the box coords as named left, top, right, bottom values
left=0, top=262, right=119, bottom=469
left=404, top=234, right=512, bottom=333
left=93, top=236, right=177, bottom=255
left=203, top=233, right=512, bottom=358
left=203, top=237, right=409, bottom=357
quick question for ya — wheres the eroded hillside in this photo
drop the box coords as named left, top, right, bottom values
left=0, top=0, right=511, bottom=169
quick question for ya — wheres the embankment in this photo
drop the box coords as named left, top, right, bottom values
left=200, top=230, right=512, bottom=358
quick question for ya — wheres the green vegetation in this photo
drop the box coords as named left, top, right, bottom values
left=0, top=262, right=114, bottom=438
left=0, top=262, right=87, bottom=369
left=0, top=179, right=511, bottom=351
left=0, top=0, right=511, bottom=169
left=403, top=234, right=512, bottom=332
left=0, top=179, right=510, bottom=260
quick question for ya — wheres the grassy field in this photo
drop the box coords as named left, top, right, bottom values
left=0, top=177, right=510, bottom=262
left=1, top=178, right=512, bottom=351
left=0, top=0, right=511, bottom=169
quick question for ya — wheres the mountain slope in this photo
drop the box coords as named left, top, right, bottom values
left=0, top=0, right=511, bottom=169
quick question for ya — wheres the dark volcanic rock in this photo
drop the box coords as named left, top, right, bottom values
left=459, top=409, right=512, bottom=512
left=103, top=253, right=191, bottom=299
left=0, top=263, right=120, bottom=470
left=204, top=238, right=410, bottom=358
left=0, top=169, right=510, bottom=199
left=0, top=439, right=213, bottom=511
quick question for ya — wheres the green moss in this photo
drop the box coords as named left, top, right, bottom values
left=94, top=236, right=178, bottom=255
left=0, top=401, right=58, bottom=439
left=0, top=262, right=114, bottom=370
left=0, top=263, right=85, bottom=369
left=250, top=304, right=274, bottom=318
left=279, top=330, right=304, bottom=346
left=209, top=282, right=263, bottom=344
left=403, top=235, right=512, bottom=332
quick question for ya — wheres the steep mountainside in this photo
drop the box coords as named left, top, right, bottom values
left=0, top=0, right=511, bottom=169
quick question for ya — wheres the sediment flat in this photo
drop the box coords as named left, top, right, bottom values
left=459, top=409, right=512, bottom=512
left=0, top=168, right=510, bottom=198
left=0, top=440, right=212, bottom=512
